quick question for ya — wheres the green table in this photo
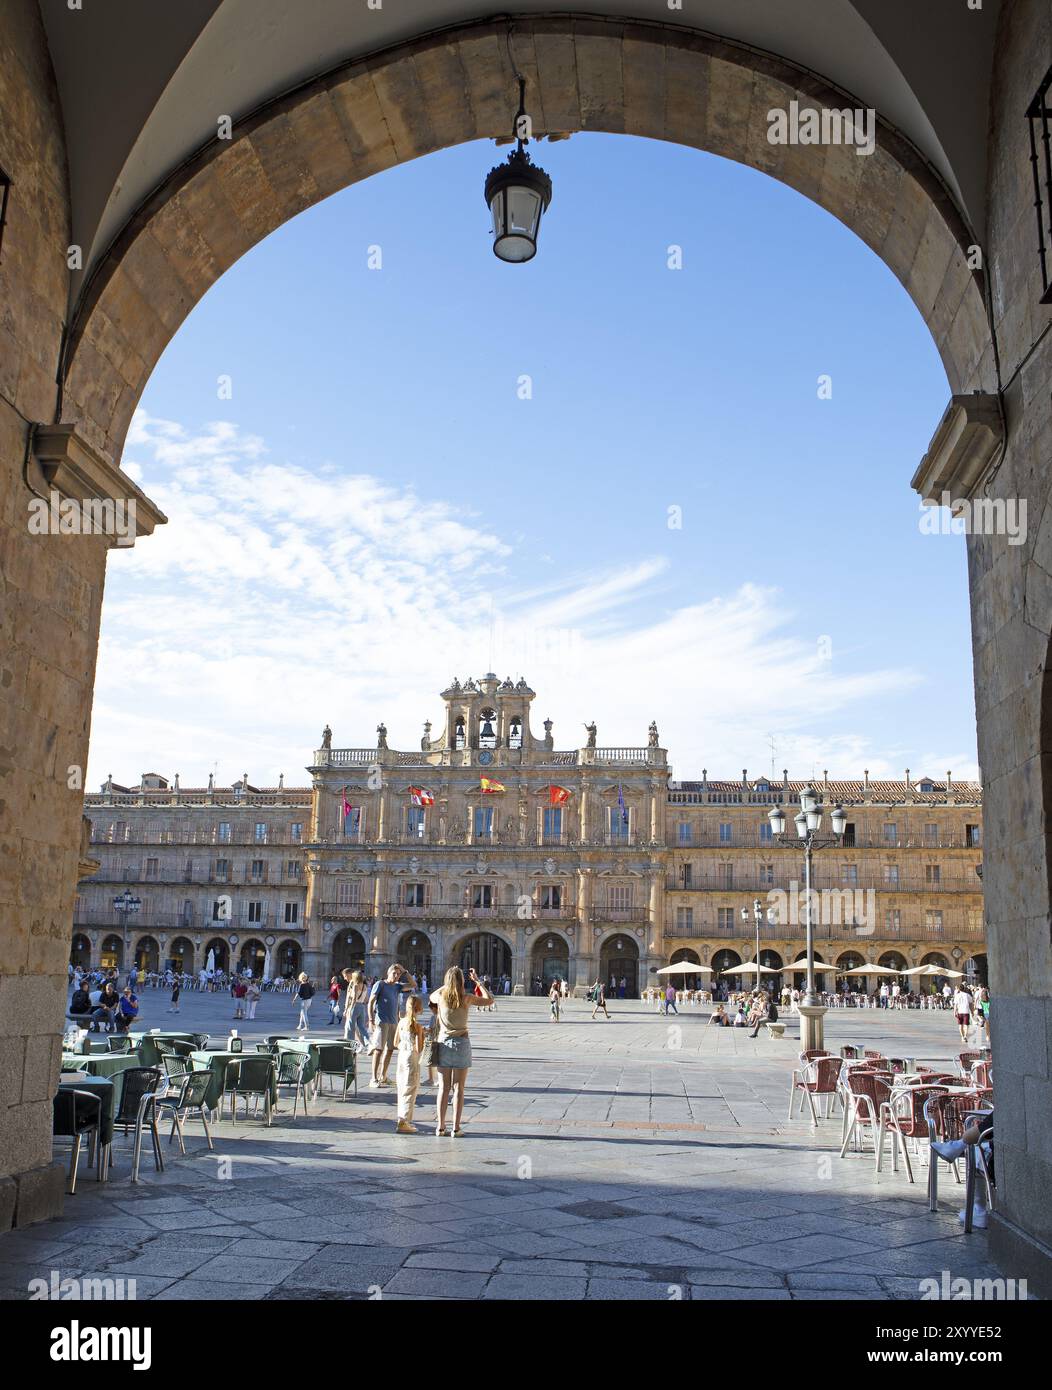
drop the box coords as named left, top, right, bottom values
left=58, top=1073, right=115, bottom=1147
left=188, top=1050, right=277, bottom=1112
left=61, top=1052, right=146, bottom=1110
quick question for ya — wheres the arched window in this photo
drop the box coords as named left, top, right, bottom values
left=508, top=716, right=522, bottom=750
left=454, top=716, right=465, bottom=750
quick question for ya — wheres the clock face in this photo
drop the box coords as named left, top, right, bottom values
left=478, top=750, right=494, bottom=765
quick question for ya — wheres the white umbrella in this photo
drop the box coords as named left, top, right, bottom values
left=205, top=947, right=215, bottom=975
left=786, top=958, right=831, bottom=970
left=721, top=961, right=779, bottom=976
left=262, top=947, right=272, bottom=980
left=903, top=963, right=963, bottom=977
left=656, top=961, right=713, bottom=975
left=837, top=963, right=901, bottom=975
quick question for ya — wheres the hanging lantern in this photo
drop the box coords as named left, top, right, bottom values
left=484, top=78, right=552, bottom=263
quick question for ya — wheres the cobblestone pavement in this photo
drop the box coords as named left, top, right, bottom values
left=0, top=994, right=1005, bottom=1301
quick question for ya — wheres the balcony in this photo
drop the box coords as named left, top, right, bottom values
left=665, top=872, right=982, bottom=895
left=588, top=907, right=648, bottom=924
left=317, top=902, right=373, bottom=921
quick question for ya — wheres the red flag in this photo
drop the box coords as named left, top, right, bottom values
left=409, top=786, right=434, bottom=806
left=549, top=785, right=571, bottom=806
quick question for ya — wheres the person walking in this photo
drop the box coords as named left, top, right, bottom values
left=663, top=981, right=678, bottom=1016
left=294, top=972, right=316, bottom=1031
left=368, top=964, right=417, bottom=1087
left=245, top=978, right=261, bottom=1021
left=167, top=977, right=181, bottom=1014
left=952, top=982, right=974, bottom=1043
left=232, top=977, right=247, bottom=1019
left=430, top=966, right=491, bottom=1137
left=591, top=980, right=610, bottom=1020
left=342, top=968, right=370, bottom=1048
left=548, top=979, right=561, bottom=1022
left=395, top=995, right=425, bottom=1134
left=327, top=975, right=342, bottom=1025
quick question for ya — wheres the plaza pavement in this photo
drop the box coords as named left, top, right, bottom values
left=0, top=992, right=1006, bottom=1301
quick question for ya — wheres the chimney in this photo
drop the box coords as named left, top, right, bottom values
left=702, top=768, right=708, bottom=790
left=946, top=770, right=952, bottom=792
left=905, top=768, right=911, bottom=789
left=783, top=768, right=789, bottom=789
left=278, top=772, right=285, bottom=790
left=823, top=769, right=829, bottom=798
left=742, top=768, right=747, bottom=785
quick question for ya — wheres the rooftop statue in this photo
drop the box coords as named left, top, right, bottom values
left=648, top=720, right=660, bottom=747
left=321, top=724, right=332, bottom=749
left=584, top=720, right=597, bottom=748
left=376, top=722, right=388, bottom=749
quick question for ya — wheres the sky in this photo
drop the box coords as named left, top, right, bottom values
left=89, top=133, right=979, bottom=791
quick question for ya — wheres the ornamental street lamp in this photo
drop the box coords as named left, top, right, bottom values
left=768, top=788, right=845, bottom=1051
left=112, top=889, right=141, bottom=968
left=740, top=897, right=777, bottom=993
left=484, top=78, right=553, bottom=263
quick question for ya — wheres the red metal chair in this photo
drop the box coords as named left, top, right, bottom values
left=840, top=1069, right=893, bottom=1165
left=958, top=1051, right=983, bottom=1076
left=924, top=1091, right=989, bottom=1211
left=877, top=1084, right=947, bottom=1181
left=788, top=1055, right=842, bottom=1125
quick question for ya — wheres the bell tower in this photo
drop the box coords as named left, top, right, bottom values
left=437, top=674, right=537, bottom=757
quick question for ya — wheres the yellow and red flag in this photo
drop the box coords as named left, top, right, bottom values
left=409, top=787, right=434, bottom=806
left=549, top=785, right=571, bottom=806
left=479, top=776, right=505, bottom=794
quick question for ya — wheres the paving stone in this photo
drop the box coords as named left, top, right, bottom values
left=405, top=1251, right=501, bottom=1272
left=481, top=1273, right=589, bottom=1300
left=152, top=1280, right=275, bottom=1300
left=381, top=1267, right=491, bottom=1298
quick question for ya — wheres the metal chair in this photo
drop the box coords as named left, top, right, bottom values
left=788, top=1055, right=841, bottom=1125
left=962, top=1108, right=995, bottom=1233
left=155, top=1071, right=215, bottom=1153
left=924, top=1091, right=988, bottom=1212
left=877, top=1084, right=947, bottom=1181
left=274, top=1050, right=311, bottom=1119
left=109, top=1067, right=164, bottom=1183
left=52, top=1088, right=102, bottom=1193
left=839, top=1069, right=893, bottom=1165
left=314, top=1043, right=358, bottom=1100
left=106, top=1035, right=134, bottom=1054
left=227, top=1055, right=275, bottom=1126
left=160, top=1053, right=190, bottom=1082
left=958, top=1051, right=983, bottom=1076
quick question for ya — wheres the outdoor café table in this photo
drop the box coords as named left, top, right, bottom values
left=60, top=1051, right=143, bottom=1109
left=58, top=1073, right=114, bottom=1180
left=188, top=1049, right=277, bottom=1115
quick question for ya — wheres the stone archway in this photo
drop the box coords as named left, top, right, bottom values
left=99, top=935, right=123, bottom=970
left=599, top=932, right=640, bottom=998
left=70, top=934, right=91, bottom=970
left=133, top=936, right=160, bottom=973
left=168, top=936, right=195, bottom=973
left=531, top=930, right=570, bottom=994
left=62, top=15, right=990, bottom=470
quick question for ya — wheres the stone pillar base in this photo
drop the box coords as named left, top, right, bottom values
left=989, top=1211, right=1052, bottom=1301
left=512, top=985, right=525, bottom=995
left=798, top=1004, right=827, bottom=1053
left=1, top=1162, right=66, bottom=1232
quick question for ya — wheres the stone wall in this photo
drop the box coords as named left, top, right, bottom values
left=974, top=0, right=1052, bottom=1295
left=0, top=0, right=111, bottom=1225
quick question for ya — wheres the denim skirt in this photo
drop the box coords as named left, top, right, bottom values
left=436, top=1035, right=472, bottom=1070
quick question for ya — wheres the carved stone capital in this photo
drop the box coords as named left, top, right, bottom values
left=28, top=423, right=167, bottom=547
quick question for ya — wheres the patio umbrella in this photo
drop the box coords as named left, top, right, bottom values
left=903, top=963, right=964, bottom=977
left=205, top=947, right=215, bottom=975
left=837, top=963, right=901, bottom=975
left=262, top=947, right=272, bottom=980
left=786, top=958, right=831, bottom=970
left=656, top=961, right=713, bottom=975
left=721, top=961, right=779, bottom=975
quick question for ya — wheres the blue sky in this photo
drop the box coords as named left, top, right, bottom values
left=92, top=133, right=978, bottom=789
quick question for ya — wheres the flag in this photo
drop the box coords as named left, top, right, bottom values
left=549, top=785, right=571, bottom=806
left=480, top=777, right=505, bottom=794
left=409, top=787, right=434, bottom=806
left=617, top=783, right=628, bottom=825
left=341, top=789, right=358, bottom=833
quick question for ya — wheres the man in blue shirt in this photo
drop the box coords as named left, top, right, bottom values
left=368, top=964, right=416, bottom=1088
left=116, top=987, right=140, bottom=1033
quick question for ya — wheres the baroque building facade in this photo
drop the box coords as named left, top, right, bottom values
left=78, top=675, right=984, bottom=997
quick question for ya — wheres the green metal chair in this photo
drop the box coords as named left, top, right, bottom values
left=227, top=1055, right=275, bottom=1126
left=314, top=1042, right=357, bottom=1099
left=155, top=1070, right=215, bottom=1153
left=274, top=1051, right=311, bottom=1119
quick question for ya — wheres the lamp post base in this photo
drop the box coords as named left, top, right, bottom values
left=798, top=1003, right=827, bottom=1053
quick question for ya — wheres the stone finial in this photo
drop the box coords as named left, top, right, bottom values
left=278, top=772, right=285, bottom=789
left=946, top=769, right=953, bottom=790
left=207, top=773, right=214, bottom=790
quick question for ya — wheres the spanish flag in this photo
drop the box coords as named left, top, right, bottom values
left=479, top=776, right=505, bottom=794
left=409, top=787, right=434, bottom=806
left=549, top=785, right=571, bottom=806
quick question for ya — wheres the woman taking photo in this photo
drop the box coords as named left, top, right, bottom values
left=342, top=968, right=370, bottom=1047
left=429, top=966, right=492, bottom=1137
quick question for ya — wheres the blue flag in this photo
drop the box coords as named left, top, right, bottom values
left=618, top=783, right=628, bottom=825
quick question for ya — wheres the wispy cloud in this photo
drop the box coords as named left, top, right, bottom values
left=89, top=412, right=962, bottom=788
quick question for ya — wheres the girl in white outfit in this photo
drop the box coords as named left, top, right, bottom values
left=395, top=995, right=424, bottom=1134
